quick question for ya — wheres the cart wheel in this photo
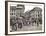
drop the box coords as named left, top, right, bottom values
left=12, top=24, right=17, bottom=31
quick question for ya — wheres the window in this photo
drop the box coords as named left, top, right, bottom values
left=12, top=13, right=13, bottom=15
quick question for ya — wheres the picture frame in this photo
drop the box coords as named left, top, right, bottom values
left=5, top=1, right=45, bottom=35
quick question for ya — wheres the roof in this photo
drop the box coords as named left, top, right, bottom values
left=33, top=7, right=42, bottom=11
left=25, top=7, right=42, bottom=16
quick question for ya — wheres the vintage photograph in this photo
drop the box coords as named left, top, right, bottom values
left=10, top=5, right=42, bottom=32
left=5, top=1, right=45, bottom=34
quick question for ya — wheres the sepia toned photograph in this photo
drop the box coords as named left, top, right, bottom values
left=5, top=1, right=45, bottom=35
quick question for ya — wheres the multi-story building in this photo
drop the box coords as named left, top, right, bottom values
left=10, top=6, right=16, bottom=19
left=30, top=7, right=42, bottom=20
left=25, top=7, right=42, bottom=19
left=10, top=4, right=25, bottom=19
left=30, top=7, right=42, bottom=24
left=25, top=7, right=42, bottom=24
left=15, top=4, right=25, bottom=17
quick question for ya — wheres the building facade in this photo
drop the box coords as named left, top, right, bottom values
left=24, top=7, right=42, bottom=25
left=10, top=4, right=25, bottom=19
